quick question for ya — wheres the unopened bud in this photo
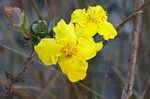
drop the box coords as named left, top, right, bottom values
left=5, top=6, right=22, bottom=25
left=5, top=6, right=29, bottom=39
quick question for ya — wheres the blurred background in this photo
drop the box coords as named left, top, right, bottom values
left=0, top=0, right=150, bottom=99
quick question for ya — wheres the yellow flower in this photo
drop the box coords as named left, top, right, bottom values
left=71, top=5, right=117, bottom=40
left=34, top=19, right=103, bottom=82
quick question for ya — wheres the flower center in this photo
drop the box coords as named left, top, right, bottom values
left=61, top=43, right=78, bottom=57
left=91, top=14, right=96, bottom=19
left=87, top=13, right=107, bottom=24
left=87, top=14, right=99, bottom=23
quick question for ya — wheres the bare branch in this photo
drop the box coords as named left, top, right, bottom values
left=121, top=0, right=143, bottom=98
left=31, top=0, right=43, bottom=20
left=104, top=0, right=150, bottom=46
left=14, top=47, right=34, bottom=79
left=116, top=0, right=150, bottom=31
left=0, top=76, right=32, bottom=99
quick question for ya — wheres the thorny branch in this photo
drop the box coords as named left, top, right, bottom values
left=121, top=0, right=143, bottom=99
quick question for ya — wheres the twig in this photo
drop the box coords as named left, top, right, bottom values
left=116, top=0, right=150, bottom=31
left=31, top=0, right=43, bottom=20
left=72, top=84, right=83, bottom=99
left=38, top=69, right=46, bottom=88
left=0, top=76, right=32, bottom=99
left=44, top=0, right=51, bottom=21
left=104, top=0, right=150, bottom=46
left=140, top=79, right=150, bottom=99
left=116, top=11, right=141, bottom=31
left=77, top=82, right=106, bottom=99
left=116, top=0, right=127, bottom=98
left=37, top=70, right=60, bottom=99
left=121, top=0, right=143, bottom=99
left=74, top=0, right=79, bottom=8
left=14, top=47, right=34, bottom=80
left=14, top=85, right=56, bottom=98
left=6, top=47, right=34, bottom=98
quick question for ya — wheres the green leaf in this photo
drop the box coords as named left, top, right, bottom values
left=29, top=35, right=40, bottom=46
left=31, top=20, right=47, bottom=33
left=21, top=12, right=28, bottom=30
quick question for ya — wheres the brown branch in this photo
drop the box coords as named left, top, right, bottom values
left=5, top=0, right=42, bottom=96
left=116, top=0, right=127, bottom=98
left=0, top=76, right=32, bottom=99
left=44, top=0, right=51, bottom=21
left=6, top=48, right=34, bottom=98
left=103, top=0, right=150, bottom=46
left=116, top=0, right=150, bottom=31
left=74, top=0, right=79, bottom=8
left=121, top=0, right=143, bottom=99
left=116, top=11, right=141, bottom=31
left=15, top=47, right=34, bottom=79
left=31, top=0, right=43, bottom=20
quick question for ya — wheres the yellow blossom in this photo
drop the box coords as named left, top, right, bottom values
left=34, top=19, right=103, bottom=82
left=71, top=5, right=117, bottom=40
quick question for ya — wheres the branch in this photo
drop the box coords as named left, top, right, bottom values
left=116, top=0, right=150, bottom=31
left=6, top=47, right=34, bottom=97
left=31, top=0, right=43, bottom=20
left=0, top=76, right=32, bottom=99
left=44, top=0, right=51, bottom=21
left=74, top=0, right=79, bottom=8
left=103, top=0, right=150, bottom=46
left=14, top=47, right=34, bottom=79
left=121, top=0, right=143, bottom=98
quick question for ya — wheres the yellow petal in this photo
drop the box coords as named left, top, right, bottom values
left=76, top=37, right=103, bottom=60
left=87, top=5, right=108, bottom=22
left=98, top=21, right=117, bottom=40
left=53, top=19, right=77, bottom=44
left=58, top=56, right=88, bottom=82
left=34, top=38, right=61, bottom=65
left=75, top=23, right=97, bottom=38
left=71, top=9, right=87, bottom=25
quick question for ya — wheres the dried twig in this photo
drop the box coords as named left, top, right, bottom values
left=6, top=48, right=34, bottom=98
left=116, top=0, right=127, bottom=98
left=116, top=0, right=150, bottom=31
left=31, top=0, right=43, bottom=20
left=74, top=0, right=79, bottom=8
left=104, top=0, right=150, bottom=46
left=14, top=47, right=34, bottom=80
left=121, top=0, right=143, bottom=99
left=77, top=82, right=106, bottom=99
left=141, top=79, right=150, bottom=99
left=37, top=71, right=60, bottom=99
left=5, top=0, right=44, bottom=96
left=44, top=0, right=51, bottom=21
left=0, top=76, right=32, bottom=99
left=15, top=85, right=56, bottom=98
